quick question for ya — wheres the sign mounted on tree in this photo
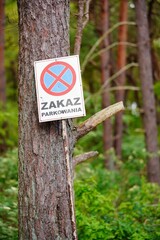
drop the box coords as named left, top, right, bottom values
left=34, top=55, right=86, bottom=122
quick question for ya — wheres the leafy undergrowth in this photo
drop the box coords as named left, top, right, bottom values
left=0, top=149, right=18, bottom=240
left=0, top=103, right=18, bottom=152
left=1, top=148, right=160, bottom=239
left=74, top=156, right=160, bottom=240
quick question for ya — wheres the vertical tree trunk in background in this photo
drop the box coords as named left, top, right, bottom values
left=147, top=0, right=160, bottom=126
left=0, top=0, right=7, bottom=153
left=100, top=0, right=113, bottom=169
left=135, top=0, right=160, bottom=184
left=114, top=0, right=128, bottom=158
left=18, top=0, right=77, bottom=239
left=0, top=0, right=6, bottom=104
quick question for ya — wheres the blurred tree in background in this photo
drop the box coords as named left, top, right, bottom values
left=114, top=0, right=128, bottom=158
left=0, top=0, right=6, bottom=105
left=135, top=0, right=160, bottom=183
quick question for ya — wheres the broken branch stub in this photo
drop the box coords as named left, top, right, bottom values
left=76, top=101, right=125, bottom=140
left=73, top=151, right=98, bottom=167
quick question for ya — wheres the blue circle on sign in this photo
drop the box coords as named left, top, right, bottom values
left=40, top=61, right=76, bottom=96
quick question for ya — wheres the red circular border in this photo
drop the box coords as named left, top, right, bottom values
left=40, top=61, right=76, bottom=96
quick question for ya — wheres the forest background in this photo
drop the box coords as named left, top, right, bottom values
left=1, top=0, right=160, bottom=239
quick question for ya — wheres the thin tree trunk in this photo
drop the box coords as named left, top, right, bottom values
left=18, top=1, right=77, bottom=239
left=100, top=0, right=113, bottom=169
left=114, top=0, right=128, bottom=158
left=0, top=0, right=6, bottom=104
left=135, top=0, right=160, bottom=184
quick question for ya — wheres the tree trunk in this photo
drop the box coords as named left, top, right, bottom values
left=135, top=0, right=160, bottom=184
left=0, top=0, right=6, bottom=104
left=100, top=0, right=113, bottom=169
left=17, top=1, right=125, bottom=238
left=18, top=1, right=77, bottom=239
left=114, top=0, right=128, bottom=158
left=147, top=0, right=160, bottom=127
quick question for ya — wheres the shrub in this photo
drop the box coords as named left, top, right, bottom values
left=75, top=159, right=160, bottom=240
left=0, top=149, right=18, bottom=240
left=0, top=102, right=18, bottom=152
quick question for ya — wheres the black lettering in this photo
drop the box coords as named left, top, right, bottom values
left=49, top=101, right=56, bottom=109
left=41, top=102, right=48, bottom=110
left=60, top=109, right=67, bottom=114
left=57, top=100, right=65, bottom=108
left=49, top=112, right=53, bottom=116
left=66, top=99, right=73, bottom=107
left=74, top=97, right=81, bottom=105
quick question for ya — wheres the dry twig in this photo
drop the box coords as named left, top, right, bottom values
left=76, top=101, right=125, bottom=139
left=73, top=151, right=98, bottom=167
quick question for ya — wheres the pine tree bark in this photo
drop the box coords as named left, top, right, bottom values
left=135, top=0, right=160, bottom=184
left=100, top=0, right=113, bottom=169
left=0, top=0, right=6, bottom=104
left=114, top=0, right=128, bottom=158
left=18, top=1, right=125, bottom=238
left=18, top=1, right=77, bottom=239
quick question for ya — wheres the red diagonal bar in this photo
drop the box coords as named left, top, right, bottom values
left=46, top=67, right=71, bottom=91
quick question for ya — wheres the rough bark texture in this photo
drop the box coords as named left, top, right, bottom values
left=135, top=0, right=160, bottom=184
left=0, top=0, right=6, bottom=104
left=100, top=0, right=112, bottom=169
left=114, top=0, right=128, bottom=158
left=18, top=1, right=126, bottom=238
left=18, top=1, right=77, bottom=239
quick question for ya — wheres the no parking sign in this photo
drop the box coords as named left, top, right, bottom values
left=34, top=55, right=86, bottom=122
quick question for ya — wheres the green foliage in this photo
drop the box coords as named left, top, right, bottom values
left=0, top=139, right=160, bottom=240
left=0, top=149, right=18, bottom=240
left=154, top=82, right=160, bottom=100
left=0, top=102, right=18, bottom=150
left=122, top=108, right=146, bottom=162
left=5, top=0, right=18, bottom=67
left=5, top=0, right=18, bottom=101
left=75, top=159, right=160, bottom=240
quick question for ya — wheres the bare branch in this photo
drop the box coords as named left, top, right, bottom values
left=106, top=86, right=140, bottom=92
left=76, top=101, right=125, bottom=139
left=101, top=63, right=139, bottom=92
left=90, top=42, right=137, bottom=62
left=83, top=0, right=92, bottom=28
left=85, top=63, right=139, bottom=104
left=73, top=151, right=98, bottom=167
left=74, top=0, right=92, bottom=55
left=81, top=21, right=136, bottom=73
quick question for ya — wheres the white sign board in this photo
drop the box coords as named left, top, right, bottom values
left=34, top=55, right=86, bottom=122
